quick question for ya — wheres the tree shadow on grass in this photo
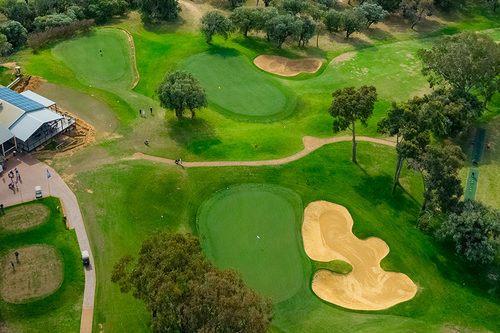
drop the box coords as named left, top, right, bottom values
left=206, top=46, right=240, bottom=58
left=329, top=33, right=375, bottom=51
left=143, top=16, right=188, bottom=34
left=430, top=239, right=500, bottom=301
left=167, top=117, right=221, bottom=155
left=364, top=27, right=398, bottom=44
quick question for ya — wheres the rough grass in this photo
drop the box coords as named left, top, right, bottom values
left=1, top=245, right=64, bottom=303
left=0, top=198, right=85, bottom=333
left=0, top=203, right=49, bottom=232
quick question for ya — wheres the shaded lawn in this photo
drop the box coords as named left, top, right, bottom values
left=0, top=197, right=85, bottom=333
left=70, top=141, right=500, bottom=333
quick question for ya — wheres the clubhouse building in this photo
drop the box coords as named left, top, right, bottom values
left=0, top=87, right=75, bottom=156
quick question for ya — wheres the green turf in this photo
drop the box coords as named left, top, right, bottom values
left=52, top=29, right=134, bottom=89
left=472, top=128, right=486, bottom=162
left=181, top=49, right=295, bottom=122
left=0, top=198, right=85, bottom=333
left=68, top=141, right=500, bottom=333
left=465, top=167, right=479, bottom=200
left=197, top=184, right=306, bottom=302
left=312, top=260, right=353, bottom=275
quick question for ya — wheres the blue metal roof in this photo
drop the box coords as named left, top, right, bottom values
left=0, top=87, right=44, bottom=112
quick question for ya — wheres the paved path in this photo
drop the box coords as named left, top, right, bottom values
left=133, top=136, right=396, bottom=167
left=0, top=154, right=95, bottom=333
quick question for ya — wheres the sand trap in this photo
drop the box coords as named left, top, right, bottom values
left=302, top=201, right=417, bottom=311
left=329, top=51, right=357, bottom=65
left=254, top=55, right=322, bottom=76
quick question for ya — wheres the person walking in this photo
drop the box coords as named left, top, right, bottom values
left=139, top=109, right=141, bottom=116
left=10, top=260, right=14, bottom=272
left=15, top=251, right=19, bottom=264
left=150, top=107, right=153, bottom=115
left=142, top=110, right=145, bottom=117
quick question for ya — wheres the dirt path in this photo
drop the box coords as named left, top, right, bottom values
left=133, top=136, right=396, bottom=167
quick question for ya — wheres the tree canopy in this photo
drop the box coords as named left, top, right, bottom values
left=138, top=0, right=181, bottom=23
left=1, top=20, right=27, bottom=49
left=418, top=31, right=500, bottom=100
left=329, top=85, right=378, bottom=163
left=229, top=7, right=257, bottom=37
left=111, top=231, right=273, bottom=333
left=436, top=200, right=500, bottom=263
left=156, top=71, right=207, bottom=120
left=265, top=14, right=301, bottom=49
left=359, top=2, right=388, bottom=27
left=343, top=7, right=367, bottom=37
left=200, top=11, right=232, bottom=43
left=399, top=0, right=433, bottom=29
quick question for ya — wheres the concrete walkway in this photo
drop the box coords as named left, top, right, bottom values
left=133, top=135, right=396, bottom=167
left=0, top=154, right=95, bottom=333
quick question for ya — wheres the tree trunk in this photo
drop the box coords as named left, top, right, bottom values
left=190, top=108, right=196, bottom=121
left=316, top=33, right=319, bottom=47
left=244, top=29, right=248, bottom=37
left=392, top=156, right=404, bottom=194
left=256, top=0, right=259, bottom=6
left=352, top=121, right=357, bottom=163
left=175, top=108, right=183, bottom=119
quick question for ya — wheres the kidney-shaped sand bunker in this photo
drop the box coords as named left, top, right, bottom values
left=1, top=245, right=64, bottom=303
left=302, top=201, right=417, bottom=311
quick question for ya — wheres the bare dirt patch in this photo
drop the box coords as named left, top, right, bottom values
left=0, top=62, right=17, bottom=69
left=0, top=204, right=50, bottom=232
left=329, top=51, right=357, bottom=65
left=12, top=76, right=46, bottom=93
left=254, top=55, right=323, bottom=76
left=1, top=245, right=63, bottom=303
left=302, top=201, right=417, bottom=311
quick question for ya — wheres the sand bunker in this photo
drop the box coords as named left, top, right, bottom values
left=254, top=55, right=322, bottom=76
left=302, top=201, right=417, bottom=311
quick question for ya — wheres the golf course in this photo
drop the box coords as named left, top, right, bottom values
left=1, top=0, right=500, bottom=332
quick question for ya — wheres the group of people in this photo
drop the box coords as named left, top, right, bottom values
left=139, top=107, right=153, bottom=117
left=7, top=167, right=20, bottom=191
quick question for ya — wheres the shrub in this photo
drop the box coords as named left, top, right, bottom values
left=1, top=20, right=28, bottom=49
left=28, top=18, right=95, bottom=52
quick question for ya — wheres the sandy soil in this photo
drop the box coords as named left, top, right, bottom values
left=0, top=203, right=50, bottom=231
left=0, top=62, right=17, bottom=69
left=302, top=201, right=417, bottom=311
left=1, top=245, right=63, bottom=303
left=329, top=51, right=357, bottom=65
left=254, top=55, right=323, bottom=76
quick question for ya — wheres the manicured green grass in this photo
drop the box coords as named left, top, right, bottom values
left=464, top=167, right=479, bottom=200
left=181, top=49, right=296, bottom=122
left=0, top=198, right=84, bottom=333
left=198, top=184, right=306, bottom=302
left=52, top=29, right=134, bottom=89
left=69, top=141, right=500, bottom=333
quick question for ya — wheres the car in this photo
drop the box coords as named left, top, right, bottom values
left=35, top=186, right=42, bottom=198
left=82, top=251, right=90, bottom=266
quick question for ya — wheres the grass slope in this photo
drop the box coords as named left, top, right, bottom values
left=0, top=198, right=85, bottom=333
left=69, top=142, right=500, bottom=333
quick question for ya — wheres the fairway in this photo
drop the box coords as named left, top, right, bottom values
left=181, top=49, right=295, bottom=122
left=52, top=29, right=134, bottom=88
left=197, top=184, right=307, bottom=302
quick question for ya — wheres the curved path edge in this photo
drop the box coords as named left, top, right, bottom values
left=0, top=154, right=95, bottom=333
left=103, top=26, right=140, bottom=89
left=133, top=136, right=396, bottom=167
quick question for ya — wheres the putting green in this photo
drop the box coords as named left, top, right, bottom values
left=52, top=29, right=134, bottom=88
left=181, top=49, right=295, bottom=122
left=465, top=167, right=479, bottom=200
left=197, top=184, right=306, bottom=302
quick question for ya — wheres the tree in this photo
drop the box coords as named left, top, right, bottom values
left=253, top=6, right=279, bottom=40
left=282, top=0, right=307, bottom=15
left=138, top=0, right=181, bottom=23
left=265, top=14, right=301, bottom=49
left=329, top=85, right=378, bottom=163
left=436, top=200, right=500, bottom=263
left=324, top=9, right=343, bottom=33
left=399, top=0, right=433, bottom=29
left=418, top=31, right=500, bottom=100
left=296, top=16, right=316, bottom=48
left=433, top=0, right=465, bottom=12
left=410, top=144, right=465, bottom=214
left=111, top=231, right=273, bottom=333
left=156, top=71, right=207, bottom=120
left=229, top=7, right=257, bottom=37
left=86, top=0, right=129, bottom=24
left=0, top=34, right=13, bottom=56
left=34, top=13, right=75, bottom=31
left=228, top=0, right=246, bottom=9
left=359, top=2, right=388, bottom=27
left=200, top=11, right=232, bottom=43
left=1, top=20, right=27, bottom=49
left=378, top=98, right=430, bottom=193
left=375, top=0, right=403, bottom=12
left=0, top=0, right=34, bottom=29
left=343, top=7, right=367, bottom=37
